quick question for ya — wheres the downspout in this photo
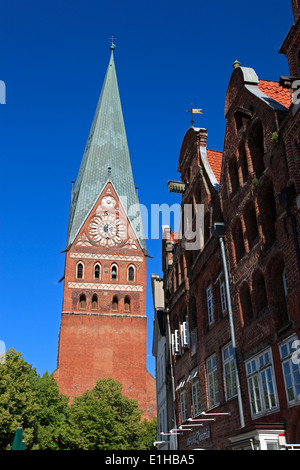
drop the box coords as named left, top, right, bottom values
left=166, top=309, right=178, bottom=450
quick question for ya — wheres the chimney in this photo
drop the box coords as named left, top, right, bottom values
left=198, top=128, right=208, bottom=147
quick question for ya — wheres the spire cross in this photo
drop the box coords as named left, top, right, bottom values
left=109, top=35, right=116, bottom=49
left=185, top=104, right=202, bottom=126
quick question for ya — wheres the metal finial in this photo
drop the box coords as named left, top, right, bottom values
left=233, top=60, right=241, bottom=69
left=109, top=36, right=116, bottom=50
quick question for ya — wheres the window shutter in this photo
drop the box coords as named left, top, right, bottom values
left=181, top=321, right=189, bottom=347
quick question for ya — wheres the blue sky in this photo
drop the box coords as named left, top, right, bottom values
left=0, top=0, right=294, bottom=380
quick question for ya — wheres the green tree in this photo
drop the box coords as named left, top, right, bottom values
left=0, top=350, right=157, bottom=450
left=0, top=349, right=40, bottom=449
left=31, top=371, right=69, bottom=449
left=62, top=378, right=156, bottom=450
left=0, top=349, right=69, bottom=450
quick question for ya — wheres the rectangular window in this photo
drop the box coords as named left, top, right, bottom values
left=245, top=348, right=278, bottom=418
left=220, top=278, right=227, bottom=313
left=206, top=284, right=214, bottom=325
left=222, top=343, right=237, bottom=400
left=279, top=334, right=300, bottom=405
left=191, top=376, right=201, bottom=416
left=206, top=354, right=219, bottom=407
left=180, top=388, right=187, bottom=423
left=191, top=327, right=197, bottom=356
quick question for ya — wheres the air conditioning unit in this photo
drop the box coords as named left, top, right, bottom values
left=180, top=322, right=189, bottom=348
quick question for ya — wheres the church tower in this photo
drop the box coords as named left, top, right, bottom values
left=54, top=44, right=156, bottom=420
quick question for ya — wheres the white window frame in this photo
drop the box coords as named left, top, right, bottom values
left=282, top=268, right=288, bottom=297
left=172, top=330, right=181, bottom=355
left=94, top=262, right=101, bottom=280
left=180, top=319, right=189, bottom=348
left=279, top=334, right=300, bottom=406
left=127, top=264, right=135, bottom=282
left=222, top=343, right=237, bottom=401
left=111, top=263, right=118, bottom=280
left=206, top=354, right=219, bottom=408
left=206, top=284, right=214, bottom=325
left=219, top=277, right=227, bottom=313
left=245, top=347, right=279, bottom=418
left=180, top=388, right=187, bottom=423
left=191, top=372, right=201, bottom=416
left=76, top=261, right=84, bottom=279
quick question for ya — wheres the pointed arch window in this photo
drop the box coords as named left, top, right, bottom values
left=124, top=296, right=131, bottom=312
left=112, top=296, right=118, bottom=311
left=128, top=265, right=135, bottom=282
left=77, top=262, right=84, bottom=279
left=79, top=294, right=86, bottom=309
left=94, top=263, right=101, bottom=280
left=92, top=294, right=98, bottom=310
left=248, top=120, right=265, bottom=178
left=111, top=264, right=118, bottom=280
left=244, top=201, right=259, bottom=249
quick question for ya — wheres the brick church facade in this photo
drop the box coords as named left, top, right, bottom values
left=54, top=45, right=156, bottom=420
left=158, top=1, right=300, bottom=449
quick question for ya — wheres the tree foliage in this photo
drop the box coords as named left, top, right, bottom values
left=0, top=349, right=156, bottom=450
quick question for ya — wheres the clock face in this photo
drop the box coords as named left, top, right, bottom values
left=89, top=212, right=126, bottom=246
left=99, top=220, right=117, bottom=238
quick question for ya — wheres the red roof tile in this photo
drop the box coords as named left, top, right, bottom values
left=207, top=149, right=223, bottom=183
left=258, top=80, right=291, bottom=109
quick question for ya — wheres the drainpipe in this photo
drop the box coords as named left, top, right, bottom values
left=166, top=308, right=178, bottom=450
left=212, top=223, right=245, bottom=429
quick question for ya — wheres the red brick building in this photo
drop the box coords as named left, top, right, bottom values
left=54, top=45, right=156, bottom=420
left=161, top=1, right=300, bottom=449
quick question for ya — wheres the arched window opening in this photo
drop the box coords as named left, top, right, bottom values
left=79, top=294, right=86, bottom=309
left=187, top=167, right=191, bottom=184
left=94, top=263, right=100, bottom=280
left=234, top=111, right=244, bottom=133
left=204, top=212, right=210, bottom=244
left=270, top=260, right=289, bottom=328
left=232, top=218, right=245, bottom=263
left=180, top=256, right=185, bottom=284
left=112, top=296, right=118, bottom=311
left=128, top=265, right=135, bottom=282
left=229, top=157, right=239, bottom=195
left=189, top=297, right=197, bottom=330
left=77, top=262, right=84, bottom=279
left=238, top=141, right=248, bottom=183
left=124, top=296, right=131, bottom=312
left=240, top=282, right=253, bottom=326
left=92, top=294, right=98, bottom=310
left=253, top=270, right=268, bottom=317
left=189, top=297, right=198, bottom=356
left=244, top=201, right=259, bottom=249
left=259, top=181, right=277, bottom=249
left=111, top=264, right=118, bottom=280
left=248, top=120, right=265, bottom=178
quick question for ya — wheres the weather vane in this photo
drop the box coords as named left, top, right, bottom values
left=185, top=104, right=202, bottom=126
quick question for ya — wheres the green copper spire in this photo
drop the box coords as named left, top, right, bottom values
left=66, top=46, right=146, bottom=253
